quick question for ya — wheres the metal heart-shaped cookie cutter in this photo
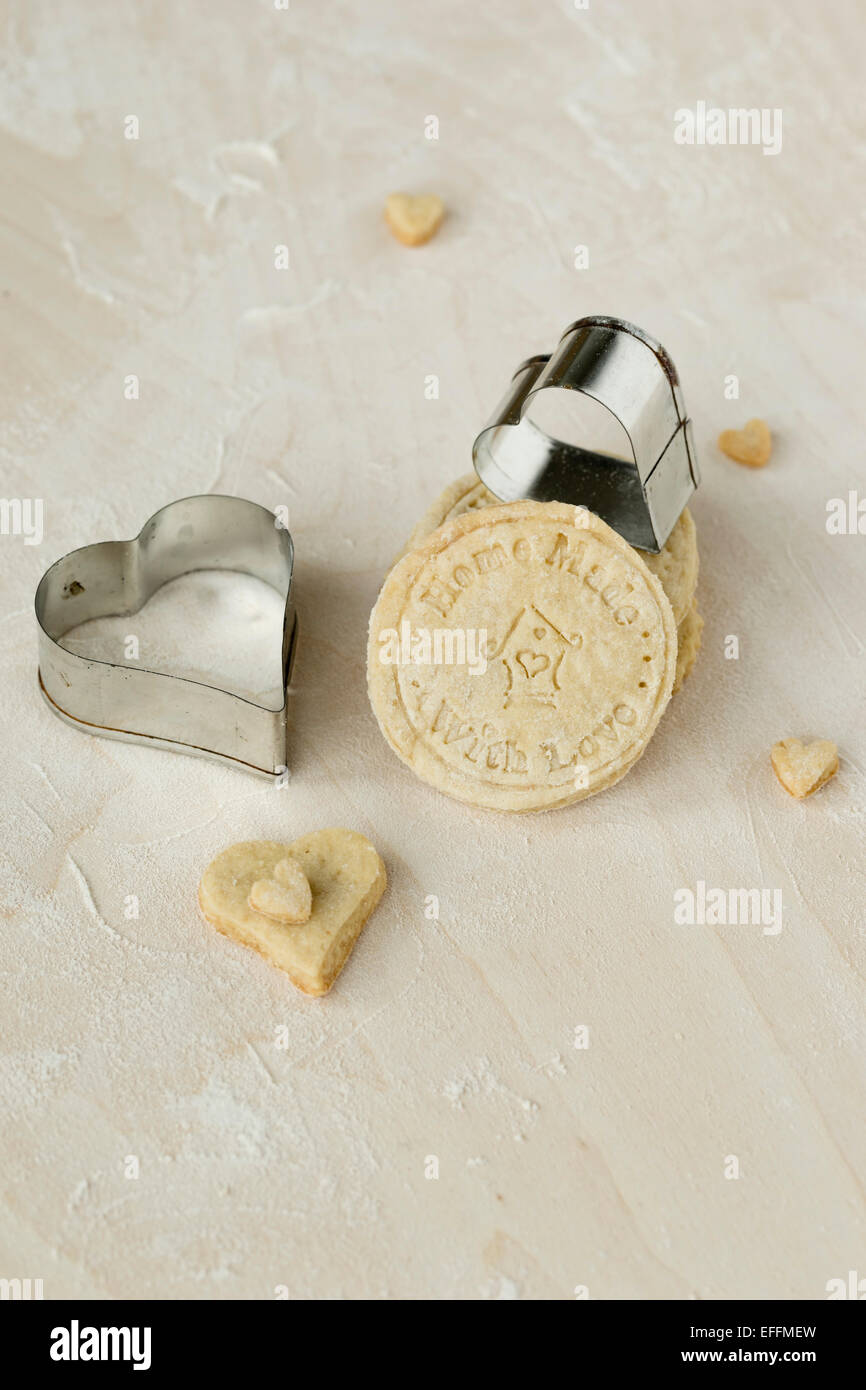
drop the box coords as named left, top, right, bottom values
left=472, top=315, right=699, bottom=551
left=35, top=495, right=297, bottom=778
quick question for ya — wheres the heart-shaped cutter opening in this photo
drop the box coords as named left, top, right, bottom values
left=472, top=315, right=700, bottom=552
left=34, top=495, right=297, bottom=777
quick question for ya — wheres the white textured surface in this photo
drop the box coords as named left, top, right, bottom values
left=1, top=0, right=864, bottom=1300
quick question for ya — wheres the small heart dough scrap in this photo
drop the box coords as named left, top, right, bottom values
left=248, top=856, right=312, bottom=924
left=199, top=831, right=386, bottom=996
left=718, top=418, right=772, bottom=468
left=385, top=193, right=445, bottom=246
left=771, top=737, right=838, bottom=799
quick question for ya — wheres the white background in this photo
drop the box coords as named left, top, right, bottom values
left=1, top=0, right=864, bottom=1298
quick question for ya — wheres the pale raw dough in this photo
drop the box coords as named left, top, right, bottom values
left=771, top=738, right=839, bottom=799
left=199, top=831, right=387, bottom=996
left=384, top=193, right=445, bottom=246
left=673, top=600, right=703, bottom=694
left=401, top=474, right=497, bottom=558
left=248, top=856, right=312, bottom=924
left=718, top=418, right=773, bottom=468
left=644, top=508, right=699, bottom=627
left=368, top=501, right=677, bottom=812
left=399, top=474, right=699, bottom=625
left=408, top=484, right=702, bottom=696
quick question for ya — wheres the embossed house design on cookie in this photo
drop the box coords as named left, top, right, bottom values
left=497, top=605, right=583, bottom=708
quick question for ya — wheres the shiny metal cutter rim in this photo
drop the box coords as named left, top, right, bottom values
left=35, top=494, right=297, bottom=778
left=472, top=314, right=699, bottom=552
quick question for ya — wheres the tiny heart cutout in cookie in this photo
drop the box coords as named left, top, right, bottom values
left=384, top=193, right=445, bottom=246
left=771, top=737, right=839, bottom=799
left=718, top=418, right=772, bottom=468
left=248, top=856, right=312, bottom=924
left=199, top=830, right=386, bottom=996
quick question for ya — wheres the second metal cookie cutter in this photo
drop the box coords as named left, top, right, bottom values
left=35, top=495, right=297, bottom=778
left=472, top=315, right=699, bottom=551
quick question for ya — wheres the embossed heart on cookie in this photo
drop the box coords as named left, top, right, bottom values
left=718, top=418, right=772, bottom=468
left=771, top=737, right=838, bottom=799
left=516, top=650, right=550, bottom=679
left=384, top=193, right=445, bottom=246
left=199, top=830, right=386, bottom=996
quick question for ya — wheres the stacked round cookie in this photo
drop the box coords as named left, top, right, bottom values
left=367, top=476, right=701, bottom=812
left=401, top=474, right=703, bottom=695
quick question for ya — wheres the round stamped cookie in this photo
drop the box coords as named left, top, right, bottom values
left=645, top=506, right=698, bottom=627
left=402, top=474, right=494, bottom=556
left=368, top=502, right=677, bottom=812
left=401, top=473, right=698, bottom=624
left=673, top=601, right=703, bottom=695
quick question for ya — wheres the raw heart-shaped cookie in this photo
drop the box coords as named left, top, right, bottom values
left=248, top=856, right=312, bottom=924
left=384, top=192, right=445, bottom=246
left=718, top=418, right=772, bottom=468
left=199, top=830, right=386, bottom=996
left=771, top=737, right=838, bottom=799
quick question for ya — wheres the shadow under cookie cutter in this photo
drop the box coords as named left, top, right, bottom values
left=472, top=315, right=699, bottom=552
left=35, top=495, right=298, bottom=778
